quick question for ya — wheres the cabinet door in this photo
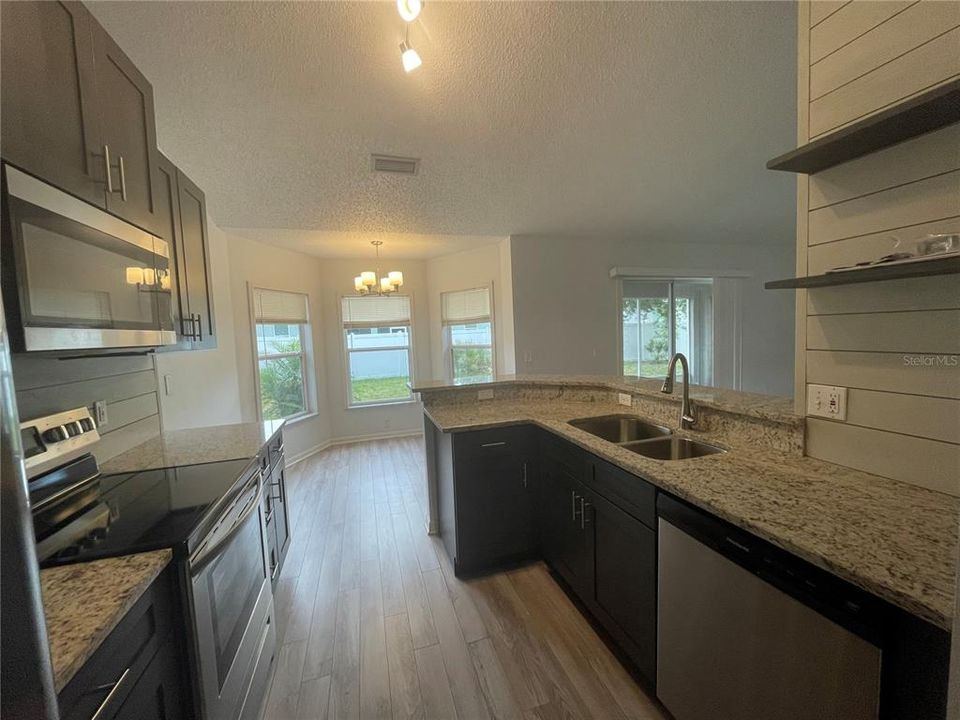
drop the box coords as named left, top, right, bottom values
left=593, top=491, right=657, bottom=685
left=113, top=641, right=185, bottom=720
left=154, top=152, right=193, bottom=346
left=90, top=20, right=161, bottom=234
left=176, top=169, right=216, bottom=349
left=0, top=1, right=103, bottom=205
left=453, top=427, right=535, bottom=574
left=270, top=463, right=290, bottom=566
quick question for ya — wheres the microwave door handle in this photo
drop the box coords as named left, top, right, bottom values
left=189, top=473, right=263, bottom=574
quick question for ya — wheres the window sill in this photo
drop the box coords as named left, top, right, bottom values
left=346, top=399, right=418, bottom=411
left=279, top=412, right=318, bottom=427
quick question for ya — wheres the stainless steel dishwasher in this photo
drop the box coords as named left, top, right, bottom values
left=656, top=495, right=883, bottom=720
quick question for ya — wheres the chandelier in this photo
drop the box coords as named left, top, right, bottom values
left=354, top=241, right=404, bottom=296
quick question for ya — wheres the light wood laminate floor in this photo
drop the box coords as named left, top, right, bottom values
left=264, top=436, right=668, bottom=720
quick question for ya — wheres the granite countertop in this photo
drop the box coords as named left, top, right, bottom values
left=411, top=373, right=801, bottom=425
left=100, top=419, right=284, bottom=475
left=41, top=550, right=172, bottom=693
left=422, top=397, right=959, bottom=631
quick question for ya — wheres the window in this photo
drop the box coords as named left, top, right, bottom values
left=342, top=295, right=413, bottom=406
left=621, top=278, right=714, bottom=385
left=253, top=288, right=312, bottom=421
left=441, top=287, right=494, bottom=384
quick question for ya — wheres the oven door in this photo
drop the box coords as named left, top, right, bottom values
left=3, top=165, right=175, bottom=352
left=189, top=471, right=276, bottom=720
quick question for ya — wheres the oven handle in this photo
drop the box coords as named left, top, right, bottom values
left=189, top=471, right=263, bottom=574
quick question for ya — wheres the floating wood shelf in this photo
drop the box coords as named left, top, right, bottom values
left=766, top=79, right=960, bottom=174
left=764, top=256, right=960, bottom=289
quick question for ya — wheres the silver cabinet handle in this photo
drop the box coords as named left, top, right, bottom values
left=117, top=154, right=127, bottom=201
left=102, top=145, right=114, bottom=194
left=193, top=313, right=202, bottom=342
left=522, top=462, right=528, bottom=488
left=90, top=667, right=131, bottom=720
left=579, top=497, right=591, bottom=530
left=480, top=441, right=506, bottom=448
left=571, top=490, right=579, bottom=521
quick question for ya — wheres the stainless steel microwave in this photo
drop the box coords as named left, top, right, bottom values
left=1, top=164, right=175, bottom=353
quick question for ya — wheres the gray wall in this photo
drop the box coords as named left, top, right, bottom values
left=13, top=354, right=161, bottom=462
left=509, top=234, right=796, bottom=397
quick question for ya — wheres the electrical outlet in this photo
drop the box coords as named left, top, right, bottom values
left=478, top=389, right=494, bottom=401
left=807, top=384, right=847, bottom=421
left=94, top=400, right=108, bottom=426
left=618, top=393, right=632, bottom=407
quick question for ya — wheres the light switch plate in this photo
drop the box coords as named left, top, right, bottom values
left=478, top=389, right=494, bottom=400
left=807, top=384, right=847, bottom=421
left=618, top=393, right=632, bottom=407
left=94, top=400, right=108, bottom=426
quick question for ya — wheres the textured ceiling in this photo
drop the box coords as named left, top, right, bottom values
left=87, top=1, right=797, bottom=255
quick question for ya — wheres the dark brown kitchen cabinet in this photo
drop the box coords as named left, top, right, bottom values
left=591, top=490, right=657, bottom=685
left=90, top=21, right=162, bottom=236
left=0, top=1, right=162, bottom=235
left=59, top=567, right=185, bottom=720
left=431, top=422, right=537, bottom=576
left=0, top=1, right=101, bottom=205
left=539, top=437, right=595, bottom=602
left=261, top=428, right=289, bottom=588
left=176, top=168, right=216, bottom=348
left=155, top=152, right=217, bottom=350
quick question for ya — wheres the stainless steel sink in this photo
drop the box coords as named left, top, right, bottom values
left=622, top=437, right=726, bottom=460
left=568, top=414, right=672, bottom=443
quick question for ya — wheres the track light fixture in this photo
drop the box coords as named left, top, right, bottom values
left=397, top=0, right=422, bottom=22
left=399, top=25, right=421, bottom=73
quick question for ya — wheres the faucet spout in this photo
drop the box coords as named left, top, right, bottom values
left=660, top=353, right=696, bottom=430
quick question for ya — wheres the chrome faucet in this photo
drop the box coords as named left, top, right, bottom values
left=661, top=353, right=697, bottom=430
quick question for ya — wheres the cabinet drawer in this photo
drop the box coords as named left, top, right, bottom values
left=59, top=568, right=176, bottom=720
left=454, top=425, right=529, bottom=462
left=590, top=459, right=656, bottom=530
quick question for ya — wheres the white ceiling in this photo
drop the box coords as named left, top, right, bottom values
left=87, top=1, right=797, bottom=257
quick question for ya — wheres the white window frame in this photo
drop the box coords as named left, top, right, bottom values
left=249, top=285, right=315, bottom=424
left=340, top=295, right=416, bottom=409
left=441, top=285, right=496, bottom=384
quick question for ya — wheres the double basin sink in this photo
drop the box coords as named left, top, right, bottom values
left=567, top=414, right=725, bottom=461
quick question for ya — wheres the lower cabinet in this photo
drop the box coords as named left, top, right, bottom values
left=58, top=567, right=185, bottom=720
left=261, top=428, right=290, bottom=589
left=428, top=417, right=658, bottom=687
left=431, top=421, right=537, bottom=575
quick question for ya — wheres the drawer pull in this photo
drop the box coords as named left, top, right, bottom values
left=480, top=441, right=506, bottom=448
left=579, top=497, right=591, bottom=530
left=91, top=667, right=131, bottom=720
left=571, top=490, right=580, bottom=521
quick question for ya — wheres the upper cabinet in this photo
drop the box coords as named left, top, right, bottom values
left=1, top=1, right=101, bottom=206
left=1, top=1, right=163, bottom=236
left=156, top=152, right=217, bottom=350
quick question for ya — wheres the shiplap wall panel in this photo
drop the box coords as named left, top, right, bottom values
left=808, top=124, right=960, bottom=210
left=810, top=0, right=915, bottom=64
left=811, top=1, right=960, bottom=99
left=798, top=1, right=960, bottom=494
left=811, top=1, right=851, bottom=28
left=808, top=170, right=960, bottom=245
left=841, top=388, right=960, bottom=444
left=807, top=310, right=960, bottom=353
left=806, top=418, right=960, bottom=495
left=807, top=217, right=960, bottom=274
left=809, top=28, right=960, bottom=137
left=806, top=275, right=960, bottom=315
left=12, top=353, right=161, bottom=463
left=806, top=350, right=960, bottom=399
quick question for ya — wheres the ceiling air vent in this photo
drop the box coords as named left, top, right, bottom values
left=371, top=154, right=420, bottom=175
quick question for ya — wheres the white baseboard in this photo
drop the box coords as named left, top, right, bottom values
left=285, top=429, right=424, bottom=467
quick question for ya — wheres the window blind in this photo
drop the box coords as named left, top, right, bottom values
left=254, top=288, right=309, bottom=323
left=441, top=287, right=490, bottom=325
left=341, top=295, right=411, bottom=328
